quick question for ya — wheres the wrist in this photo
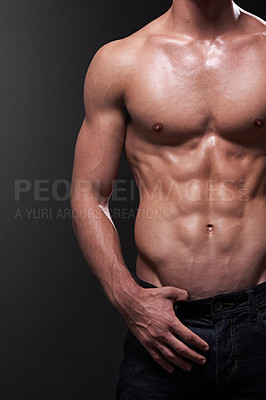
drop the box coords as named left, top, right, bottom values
left=111, top=279, right=142, bottom=314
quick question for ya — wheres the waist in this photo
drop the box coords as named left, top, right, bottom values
left=134, top=208, right=266, bottom=298
left=134, top=275, right=266, bottom=318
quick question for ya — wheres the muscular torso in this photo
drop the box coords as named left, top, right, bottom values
left=122, top=13, right=266, bottom=298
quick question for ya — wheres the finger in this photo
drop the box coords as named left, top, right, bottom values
left=167, top=335, right=206, bottom=365
left=172, top=321, right=209, bottom=351
left=148, top=347, right=175, bottom=373
left=156, top=343, right=192, bottom=372
left=162, top=286, right=189, bottom=302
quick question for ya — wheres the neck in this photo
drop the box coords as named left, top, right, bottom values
left=168, top=0, right=241, bottom=40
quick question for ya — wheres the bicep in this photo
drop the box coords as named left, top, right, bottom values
left=72, top=111, right=126, bottom=201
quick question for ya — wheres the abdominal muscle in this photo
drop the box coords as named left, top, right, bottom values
left=134, top=180, right=266, bottom=300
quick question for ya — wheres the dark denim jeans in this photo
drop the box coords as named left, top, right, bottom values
left=116, top=277, right=266, bottom=400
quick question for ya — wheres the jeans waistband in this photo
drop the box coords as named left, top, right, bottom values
left=134, top=275, right=266, bottom=318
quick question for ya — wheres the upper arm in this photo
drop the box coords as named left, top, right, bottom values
left=71, top=41, right=128, bottom=205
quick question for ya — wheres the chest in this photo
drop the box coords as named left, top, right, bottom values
left=124, top=37, right=266, bottom=143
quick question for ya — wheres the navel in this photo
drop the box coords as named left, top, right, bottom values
left=254, top=119, right=264, bottom=128
left=206, top=224, right=214, bottom=233
left=152, top=122, right=164, bottom=132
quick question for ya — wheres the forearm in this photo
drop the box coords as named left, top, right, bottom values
left=71, top=193, right=140, bottom=312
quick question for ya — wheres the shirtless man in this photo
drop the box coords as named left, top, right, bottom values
left=70, top=1, right=266, bottom=398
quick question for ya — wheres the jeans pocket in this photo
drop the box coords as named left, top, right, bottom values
left=257, top=304, right=266, bottom=335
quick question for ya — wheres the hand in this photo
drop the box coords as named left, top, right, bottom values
left=120, top=285, right=209, bottom=373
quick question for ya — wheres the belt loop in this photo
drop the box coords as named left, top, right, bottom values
left=247, top=288, right=257, bottom=322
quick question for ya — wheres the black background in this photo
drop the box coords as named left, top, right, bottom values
left=0, top=1, right=264, bottom=399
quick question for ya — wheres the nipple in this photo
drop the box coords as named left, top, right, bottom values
left=152, top=122, right=164, bottom=132
left=254, top=119, right=264, bottom=128
left=207, top=224, right=214, bottom=233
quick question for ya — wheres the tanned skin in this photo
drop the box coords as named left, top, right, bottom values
left=71, top=0, right=266, bottom=373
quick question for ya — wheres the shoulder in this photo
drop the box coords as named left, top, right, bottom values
left=237, top=6, right=266, bottom=36
left=83, top=17, right=164, bottom=103
left=87, top=11, right=168, bottom=76
left=234, top=6, right=266, bottom=54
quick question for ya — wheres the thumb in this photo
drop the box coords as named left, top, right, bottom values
left=162, top=286, right=189, bottom=302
